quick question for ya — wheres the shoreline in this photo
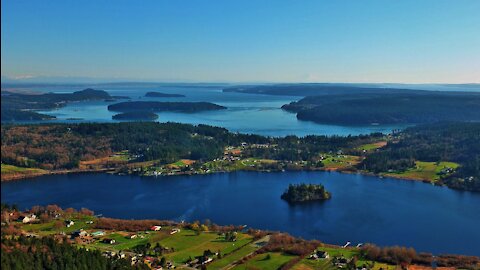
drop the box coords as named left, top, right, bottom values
left=1, top=165, right=452, bottom=190
left=4, top=205, right=480, bottom=259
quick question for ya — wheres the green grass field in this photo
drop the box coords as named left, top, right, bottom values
left=208, top=242, right=259, bottom=269
left=232, top=252, right=297, bottom=270
left=22, top=215, right=96, bottom=235
left=156, top=230, right=253, bottom=264
left=110, top=150, right=132, bottom=161
left=1, top=164, right=47, bottom=176
left=355, top=141, right=387, bottom=151
left=16, top=217, right=401, bottom=270
left=90, top=232, right=150, bottom=251
left=320, top=154, right=361, bottom=170
left=292, top=258, right=333, bottom=270
left=383, top=161, right=459, bottom=182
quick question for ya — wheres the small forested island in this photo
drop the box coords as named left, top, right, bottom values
left=145, top=91, right=185, bottom=98
left=108, top=101, right=226, bottom=113
left=112, top=111, right=159, bottom=120
left=281, top=183, right=331, bottom=203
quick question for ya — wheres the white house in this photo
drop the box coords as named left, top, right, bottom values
left=151, top=225, right=162, bottom=231
left=22, top=214, right=37, bottom=224
left=65, top=220, right=75, bottom=227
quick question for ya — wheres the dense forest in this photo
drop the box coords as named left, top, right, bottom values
left=1, top=236, right=149, bottom=270
left=1, top=122, right=230, bottom=169
left=225, top=84, right=480, bottom=125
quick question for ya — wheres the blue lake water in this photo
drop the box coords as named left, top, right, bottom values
left=28, top=84, right=408, bottom=136
left=2, top=171, right=479, bottom=256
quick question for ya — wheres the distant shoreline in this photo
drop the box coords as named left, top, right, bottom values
left=0, top=165, right=444, bottom=189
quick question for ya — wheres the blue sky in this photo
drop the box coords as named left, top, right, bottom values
left=1, top=0, right=479, bottom=83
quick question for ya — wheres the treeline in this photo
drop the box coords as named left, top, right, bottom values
left=361, top=244, right=480, bottom=269
left=1, top=122, right=379, bottom=170
left=1, top=236, right=149, bottom=270
left=1, top=123, right=229, bottom=169
left=243, top=133, right=382, bottom=161
left=360, top=122, right=480, bottom=191
left=94, top=218, right=177, bottom=232
left=260, top=233, right=319, bottom=256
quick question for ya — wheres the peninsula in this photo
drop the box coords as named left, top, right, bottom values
left=224, top=84, right=480, bottom=125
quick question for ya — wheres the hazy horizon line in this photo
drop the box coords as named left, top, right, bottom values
left=2, top=76, right=479, bottom=87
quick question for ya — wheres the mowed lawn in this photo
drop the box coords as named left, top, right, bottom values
left=232, top=252, right=297, bottom=270
left=292, top=246, right=395, bottom=270
left=383, top=161, right=459, bottom=182
left=156, top=230, right=253, bottom=264
left=208, top=242, right=259, bottom=270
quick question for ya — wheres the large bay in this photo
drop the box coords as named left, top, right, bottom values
left=32, top=84, right=408, bottom=136
left=2, top=171, right=479, bottom=256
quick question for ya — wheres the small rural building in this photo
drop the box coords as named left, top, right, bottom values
left=71, top=229, right=88, bottom=238
left=102, top=238, right=116, bottom=244
left=151, top=225, right=162, bottom=231
left=309, top=250, right=329, bottom=260
left=65, top=220, right=75, bottom=227
left=21, top=214, right=37, bottom=224
left=91, top=231, right=105, bottom=237
left=170, top=228, right=180, bottom=235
